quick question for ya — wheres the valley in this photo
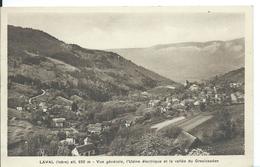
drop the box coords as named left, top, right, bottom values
left=7, top=25, right=245, bottom=156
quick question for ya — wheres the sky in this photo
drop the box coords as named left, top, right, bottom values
left=8, top=12, right=245, bottom=49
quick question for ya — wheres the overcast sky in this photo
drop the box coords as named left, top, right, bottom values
left=8, top=12, right=244, bottom=49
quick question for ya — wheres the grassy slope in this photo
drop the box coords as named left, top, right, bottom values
left=8, top=25, right=176, bottom=98
left=190, top=104, right=244, bottom=155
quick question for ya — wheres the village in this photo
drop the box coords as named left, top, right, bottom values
left=8, top=78, right=244, bottom=156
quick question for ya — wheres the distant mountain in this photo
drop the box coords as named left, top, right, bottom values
left=109, top=38, right=245, bottom=83
left=8, top=25, right=177, bottom=102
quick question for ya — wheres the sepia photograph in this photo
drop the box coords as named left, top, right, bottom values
left=1, top=7, right=252, bottom=159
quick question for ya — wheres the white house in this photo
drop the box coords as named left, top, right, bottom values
left=189, top=84, right=199, bottom=91
left=148, top=100, right=160, bottom=108
left=230, top=93, right=238, bottom=103
left=60, top=138, right=76, bottom=146
left=84, top=137, right=91, bottom=145
left=16, top=107, right=23, bottom=112
left=71, top=143, right=96, bottom=156
left=52, top=118, right=66, bottom=128
left=193, top=101, right=200, bottom=106
left=87, top=123, right=102, bottom=134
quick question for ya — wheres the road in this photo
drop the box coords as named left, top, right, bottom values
left=28, top=89, right=46, bottom=104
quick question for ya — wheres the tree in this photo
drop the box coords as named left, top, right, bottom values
left=71, top=102, right=78, bottom=112
left=199, top=102, right=206, bottom=112
left=212, top=109, right=238, bottom=142
left=57, top=131, right=66, bottom=141
left=111, top=131, right=179, bottom=156
left=188, top=148, right=210, bottom=155
left=48, top=140, right=59, bottom=156
left=27, top=133, right=49, bottom=156
left=135, top=134, right=176, bottom=156
left=110, top=137, right=130, bottom=155
left=57, top=145, right=71, bottom=156
left=31, top=110, right=43, bottom=125
left=160, top=126, right=182, bottom=139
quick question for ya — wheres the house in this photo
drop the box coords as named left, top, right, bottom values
left=71, top=143, right=96, bottom=156
left=88, top=123, right=103, bottom=134
left=102, top=121, right=112, bottom=130
left=159, top=106, right=167, bottom=113
left=173, top=131, right=201, bottom=152
left=141, top=91, right=149, bottom=96
left=60, top=138, right=76, bottom=146
left=235, top=91, right=244, bottom=103
left=16, top=107, right=23, bottom=112
left=189, top=84, right=199, bottom=91
left=84, top=137, right=91, bottom=145
left=148, top=100, right=160, bottom=108
left=214, top=94, right=222, bottom=103
left=76, top=111, right=82, bottom=116
left=193, top=101, right=200, bottom=106
left=64, top=127, right=79, bottom=136
left=230, top=82, right=243, bottom=88
left=230, top=92, right=244, bottom=104
left=171, top=98, right=180, bottom=105
left=230, top=93, right=238, bottom=103
left=181, top=99, right=195, bottom=106
left=64, top=106, right=71, bottom=111
left=213, top=86, right=218, bottom=93
left=125, top=120, right=132, bottom=127
left=39, top=102, right=46, bottom=107
left=52, top=118, right=66, bottom=128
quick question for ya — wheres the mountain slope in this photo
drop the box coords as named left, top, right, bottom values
left=213, top=67, right=245, bottom=85
left=8, top=25, right=177, bottom=102
left=109, top=38, right=245, bottom=82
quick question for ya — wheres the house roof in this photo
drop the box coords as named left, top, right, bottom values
left=173, top=131, right=198, bottom=150
left=88, top=123, right=102, bottom=128
left=75, top=143, right=95, bottom=154
left=55, top=96, right=73, bottom=105
left=53, top=118, right=66, bottom=123
left=88, top=126, right=102, bottom=132
left=87, top=123, right=102, bottom=133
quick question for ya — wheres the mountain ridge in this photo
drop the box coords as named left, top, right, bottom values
left=8, top=25, right=177, bottom=102
left=109, top=38, right=245, bottom=83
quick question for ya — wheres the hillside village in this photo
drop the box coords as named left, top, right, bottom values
left=7, top=25, right=245, bottom=156
left=8, top=71, right=244, bottom=156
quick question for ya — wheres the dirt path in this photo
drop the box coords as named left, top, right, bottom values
left=28, top=89, right=46, bottom=104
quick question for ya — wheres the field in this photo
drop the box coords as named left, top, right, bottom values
left=8, top=108, right=31, bottom=120
left=151, top=116, right=185, bottom=131
left=176, top=114, right=213, bottom=131
left=151, top=112, right=213, bottom=132
left=8, top=117, right=52, bottom=156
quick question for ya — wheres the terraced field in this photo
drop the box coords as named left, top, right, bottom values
left=151, top=113, right=213, bottom=132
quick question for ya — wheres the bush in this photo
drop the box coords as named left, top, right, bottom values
left=160, top=126, right=182, bottom=139
left=209, top=109, right=238, bottom=143
left=188, top=148, right=210, bottom=156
